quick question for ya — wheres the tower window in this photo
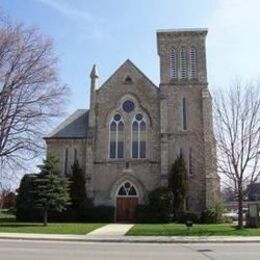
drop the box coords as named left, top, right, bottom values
left=188, top=147, right=193, bottom=175
left=180, top=47, right=188, bottom=80
left=170, top=48, right=177, bottom=80
left=190, top=47, right=197, bottom=79
left=109, top=114, right=124, bottom=159
left=182, top=97, right=187, bottom=130
left=132, top=114, right=146, bottom=159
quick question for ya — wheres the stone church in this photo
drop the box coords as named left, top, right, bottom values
left=45, top=29, right=220, bottom=222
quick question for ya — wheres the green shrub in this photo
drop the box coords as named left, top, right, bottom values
left=135, top=205, right=159, bottom=223
left=175, top=211, right=201, bottom=223
left=16, top=173, right=113, bottom=223
left=168, top=155, right=188, bottom=216
left=148, top=187, right=173, bottom=223
left=201, top=200, right=225, bottom=224
left=201, top=209, right=222, bottom=224
left=78, top=206, right=114, bottom=222
left=16, top=174, right=41, bottom=222
left=15, top=206, right=115, bottom=223
left=222, top=215, right=233, bottom=224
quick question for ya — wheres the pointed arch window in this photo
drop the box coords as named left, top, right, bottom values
left=64, top=148, right=69, bottom=175
left=170, top=48, right=177, bottom=80
left=190, top=47, right=197, bottom=79
left=117, top=182, right=137, bottom=196
left=109, top=114, right=124, bottom=159
left=182, top=97, right=187, bottom=130
left=188, top=147, right=193, bottom=175
left=132, top=113, right=146, bottom=159
left=180, top=47, right=188, bottom=80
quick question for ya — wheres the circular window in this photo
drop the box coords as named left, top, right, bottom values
left=124, top=182, right=131, bottom=189
left=122, top=100, right=135, bottom=113
left=114, top=114, right=121, bottom=121
left=135, top=113, right=143, bottom=121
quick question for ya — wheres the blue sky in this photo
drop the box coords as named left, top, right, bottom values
left=2, top=0, right=260, bottom=117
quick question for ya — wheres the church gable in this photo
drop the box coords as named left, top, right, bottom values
left=97, top=59, right=158, bottom=94
left=96, top=59, right=159, bottom=124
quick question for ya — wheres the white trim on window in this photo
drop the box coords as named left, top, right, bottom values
left=116, top=181, right=139, bottom=197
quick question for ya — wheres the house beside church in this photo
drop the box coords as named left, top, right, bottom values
left=44, top=28, right=220, bottom=222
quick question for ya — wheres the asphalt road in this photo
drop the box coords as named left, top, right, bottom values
left=0, top=239, right=260, bottom=260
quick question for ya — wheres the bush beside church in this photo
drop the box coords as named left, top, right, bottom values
left=16, top=156, right=224, bottom=224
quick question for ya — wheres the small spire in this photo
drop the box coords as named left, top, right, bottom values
left=90, top=64, right=99, bottom=78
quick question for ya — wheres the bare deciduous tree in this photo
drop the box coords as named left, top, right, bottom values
left=214, top=81, right=260, bottom=228
left=0, top=15, right=68, bottom=178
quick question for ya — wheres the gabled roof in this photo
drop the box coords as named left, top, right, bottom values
left=98, top=59, right=158, bottom=91
left=45, top=109, right=89, bottom=139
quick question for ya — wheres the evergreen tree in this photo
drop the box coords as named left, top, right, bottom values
left=69, top=160, right=88, bottom=210
left=16, top=174, right=39, bottom=221
left=168, top=154, right=188, bottom=217
left=34, top=156, right=71, bottom=226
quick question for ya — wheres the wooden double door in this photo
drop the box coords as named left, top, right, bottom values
left=116, top=197, right=138, bottom=223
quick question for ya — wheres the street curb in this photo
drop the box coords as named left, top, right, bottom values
left=1, top=234, right=260, bottom=244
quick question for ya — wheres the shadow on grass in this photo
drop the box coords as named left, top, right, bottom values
left=0, top=218, right=16, bottom=223
left=0, top=223, right=44, bottom=228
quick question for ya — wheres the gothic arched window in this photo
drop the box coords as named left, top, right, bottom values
left=64, top=148, right=69, bottom=175
left=180, top=47, right=188, bottom=80
left=117, top=182, right=137, bottom=196
left=170, top=48, right=177, bottom=80
left=190, top=47, right=197, bottom=79
left=182, top=97, right=187, bottom=130
left=132, top=113, right=146, bottom=159
left=109, top=114, right=124, bottom=159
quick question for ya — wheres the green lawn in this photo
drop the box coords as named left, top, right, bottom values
left=127, top=223, right=260, bottom=236
left=0, top=211, right=104, bottom=235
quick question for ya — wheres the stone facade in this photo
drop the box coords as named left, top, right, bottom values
left=45, top=29, right=220, bottom=218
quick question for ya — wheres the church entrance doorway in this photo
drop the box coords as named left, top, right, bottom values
left=116, top=182, right=138, bottom=223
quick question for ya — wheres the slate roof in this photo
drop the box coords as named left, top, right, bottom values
left=45, top=109, right=89, bottom=139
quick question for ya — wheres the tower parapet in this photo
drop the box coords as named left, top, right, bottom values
left=157, top=28, right=208, bottom=85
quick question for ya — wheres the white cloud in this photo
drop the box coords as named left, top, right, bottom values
left=207, top=0, right=260, bottom=88
left=34, top=0, right=108, bottom=40
left=36, top=0, right=92, bottom=22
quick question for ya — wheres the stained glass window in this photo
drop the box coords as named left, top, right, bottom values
left=122, top=100, right=135, bottom=113
left=117, top=182, right=137, bottom=196
left=132, top=114, right=146, bottom=158
left=109, top=115, right=124, bottom=159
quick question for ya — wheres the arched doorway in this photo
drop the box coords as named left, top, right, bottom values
left=116, top=181, right=138, bottom=223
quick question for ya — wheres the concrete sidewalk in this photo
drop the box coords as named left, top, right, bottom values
left=86, top=224, right=133, bottom=238
left=1, top=232, right=260, bottom=243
